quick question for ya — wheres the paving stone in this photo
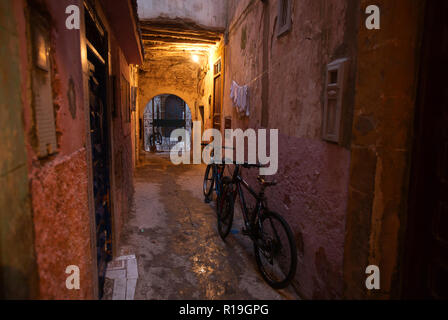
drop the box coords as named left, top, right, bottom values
left=112, top=278, right=127, bottom=300
left=105, top=269, right=126, bottom=279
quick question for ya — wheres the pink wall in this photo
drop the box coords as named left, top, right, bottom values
left=223, top=0, right=357, bottom=298
left=15, top=0, right=95, bottom=299
left=14, top=0, right=137, bottom=298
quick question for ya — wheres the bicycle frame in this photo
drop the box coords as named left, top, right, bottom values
left=230, top=165, right=265, bottom=231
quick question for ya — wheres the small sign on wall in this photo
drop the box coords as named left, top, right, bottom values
left=322, top=58, right=349, bottom=143
left=31, top=14, right=58, bottom=158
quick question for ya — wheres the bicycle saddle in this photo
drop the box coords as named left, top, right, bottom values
left=257, top=176, right=277, bottom=187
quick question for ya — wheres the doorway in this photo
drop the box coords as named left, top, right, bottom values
left=85, top=4, right=113, bottom=298
left=403, top=0, right=448, bottom=299
left=143, top=94, right=192, bottom=152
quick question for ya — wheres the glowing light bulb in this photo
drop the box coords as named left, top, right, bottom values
left=192, top=55, right=199, bottom=63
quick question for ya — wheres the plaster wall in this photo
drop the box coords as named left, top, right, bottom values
left=343, top=0, right=425, bottom=299
left=223, top=0, right=358, bottom=298
left=9, top=0, right=139, bottom=298
left=13, top=0, right=95, bottom=299
left=137, top=0, right=227, bottom=29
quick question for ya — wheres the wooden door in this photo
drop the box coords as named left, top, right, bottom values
left=213, top=59, right=222, bottom=130
left=403, top=0, right=448, bottom=299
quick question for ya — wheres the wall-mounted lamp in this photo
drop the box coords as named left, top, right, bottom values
left=192, top=54, right=199, bottom=63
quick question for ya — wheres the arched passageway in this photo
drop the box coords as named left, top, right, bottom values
left=142, top=94, right=192, bottom=152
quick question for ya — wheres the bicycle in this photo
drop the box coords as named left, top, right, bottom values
left=202, top=143, right=229, bottom=211
left=149, top=124, right=163, bottom=148
left=218, top=162, right=297, bottom=289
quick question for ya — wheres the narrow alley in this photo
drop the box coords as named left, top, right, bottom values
left=103, top=153, right=298, bottom=300
left=1, top=0, right=448, bottom=302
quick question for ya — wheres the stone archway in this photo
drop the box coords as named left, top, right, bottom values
left=139, top=90, right=196, bottom=120
left=141, top=94, right=192, bottom=153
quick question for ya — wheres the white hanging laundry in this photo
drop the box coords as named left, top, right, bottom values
left=230, top=80, right=249, bottom=117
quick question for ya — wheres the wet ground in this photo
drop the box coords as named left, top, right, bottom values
left=104, top=152, right=299, bottom=300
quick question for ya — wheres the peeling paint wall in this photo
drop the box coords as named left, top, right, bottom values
left=14, top=0, right=96, bottom=299
left=6, top=0, right=140, bottom=299
left=343, top=0, right=425, bottom=299
left=137, top=0, right=227, bottom=29
left=223, top=0, right=359, bottom=299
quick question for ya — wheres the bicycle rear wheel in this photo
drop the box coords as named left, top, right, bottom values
left=217, top=177, right=234, bottom=240
left=254, top=211, right=297, bottom=289
left=203, top=164, right=214, bottom=197
left=155, top=132, right=162, bottom=145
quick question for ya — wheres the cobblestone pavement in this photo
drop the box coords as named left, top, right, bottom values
left=103, top=152, right=300, bottom=300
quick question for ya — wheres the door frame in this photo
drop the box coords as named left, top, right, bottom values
left=212, top=57, right=223, bottom=131
left=80, top=0, right=116, bottom=298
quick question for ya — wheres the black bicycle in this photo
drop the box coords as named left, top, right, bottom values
left=218, top=162, right=297, bottom=289
left=149, top=124, right=162, bottom=148
left=202, top=144, right=233, bottom=208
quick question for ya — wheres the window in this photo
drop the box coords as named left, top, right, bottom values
left=277, top=0, right=292, bottom=37
left=30, top=11, right=58, bottom=158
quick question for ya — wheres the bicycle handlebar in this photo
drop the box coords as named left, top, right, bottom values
left=201, top=143, right=234, bottom=150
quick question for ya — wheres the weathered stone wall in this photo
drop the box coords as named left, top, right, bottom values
left=30, top=149, right=94, bottom=299
left=13, top=0, right=96, bottom=299
left=8, top=0, right=139, bottom=298
left=223, top=0, right=359, bottom=298
left=343, top=0, right=425, bottom=299
left=137, top=0, right=227, bottom=29
left=138, top=54, right=200, bottom=119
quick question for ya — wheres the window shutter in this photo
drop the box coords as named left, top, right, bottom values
left=32, top=18, right=57, bottom=158
left=277, top=0, right=292, bottom=37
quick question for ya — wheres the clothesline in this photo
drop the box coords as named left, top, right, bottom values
left=230, top=60, right=283, bottom=117
left=230, top=81, right=249, bottom=116
left=235, top=59, right=283, bottom=88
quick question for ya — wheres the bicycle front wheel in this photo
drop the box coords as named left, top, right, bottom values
left=217, top=177, right=234, bottom=240
left=254, top=211, right=297, bottom=289
left=203, top=164, right=214, bottom=197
